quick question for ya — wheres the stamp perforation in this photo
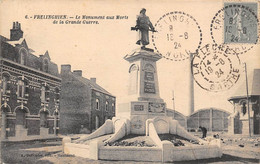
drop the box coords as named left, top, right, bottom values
left=210, top=2, right=259, bottom=55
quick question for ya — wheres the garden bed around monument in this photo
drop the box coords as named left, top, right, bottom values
left=158, top=134, right=200, bottom=146
left=104, top=134, right=156, bottom=147
left=99, top=134, right=161, bottom=162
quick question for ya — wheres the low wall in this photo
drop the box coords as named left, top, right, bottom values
left=76, top=120, right=113, bottom=142
left=105, top=121, right=126, bottom=143
left=147, top=121, right=163, bottom=147
left=170, top=119, right=207, bottom=144
left=168, top=145, right=222, bottom=162
left=99, top=146, right=162, bottom=162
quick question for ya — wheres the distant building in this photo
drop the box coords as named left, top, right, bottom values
left=166, top=109, right=187, bottom=128
left=0, top=22, right=61, bottom=141
left=228, top=69, right=260, bottom=135
left=166, top=108, right=230, bottom=132
left=60, top=65, right=116, bottom=134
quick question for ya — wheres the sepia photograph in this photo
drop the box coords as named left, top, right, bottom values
left=0, top=0, right=259, bottom=163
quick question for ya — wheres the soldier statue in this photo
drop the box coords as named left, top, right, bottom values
left=131, top=8, right=156, bottom=48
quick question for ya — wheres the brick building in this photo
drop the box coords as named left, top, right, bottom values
left=0, top=22, right=61, bottom=141
left=60, top=65, right=115, bottom=134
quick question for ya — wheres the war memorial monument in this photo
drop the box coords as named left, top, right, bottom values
left=62, top=9, right=222, bottom=162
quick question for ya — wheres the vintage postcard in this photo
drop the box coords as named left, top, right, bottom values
left=0, top=0, right=259, bottom=163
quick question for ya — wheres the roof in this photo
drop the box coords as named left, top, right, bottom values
left=71, top=73, right=114, bottom=97
left=5, top=38, right=25, bottom=46
left=166, top=108, right=187, bottom=119
left=0, top=35, right=9, bottom=42
left=0, top=36, right=60, bottom=77
left=228, top=69, right=260, bottom=100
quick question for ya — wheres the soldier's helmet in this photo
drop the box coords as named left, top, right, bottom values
left=140, top=8, right=146, bottom=13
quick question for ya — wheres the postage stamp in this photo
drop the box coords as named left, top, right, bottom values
left=192, top=44, right=241, bottom=92
left=152, top=11, right=202, bottom=61
left=210, top=2, right=259, bottom=55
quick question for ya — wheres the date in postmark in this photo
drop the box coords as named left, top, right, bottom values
left=192, top=44, right=241, bottom=92
left=152, top=11, right=202, bottom=61
left=210, top=2, right=259, bottom=55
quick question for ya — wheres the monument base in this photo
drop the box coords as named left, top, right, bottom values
left=63, top=116, right=222, bottom=162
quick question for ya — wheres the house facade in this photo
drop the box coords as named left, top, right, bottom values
left=228, top=69, right=260, bottom=135
left=60, top=65, right=115, bottom=134
left=0, top=22, right=61, bottom=141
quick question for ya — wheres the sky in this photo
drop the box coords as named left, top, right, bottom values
left=0, top=0, right=259, bottom=116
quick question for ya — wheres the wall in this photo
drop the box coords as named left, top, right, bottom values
left=91, top=90, right=115, bottom=131
left=187, top=108, right=230, bottom=131
left=60, top=73, right=91, bottom=134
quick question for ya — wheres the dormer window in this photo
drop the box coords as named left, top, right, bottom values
left=43, top=59, right=49, bottom=73
left=19, top=48, right=27, bottom=65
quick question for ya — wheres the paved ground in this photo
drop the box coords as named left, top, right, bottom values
left=1, top=133, right=260, bottom=164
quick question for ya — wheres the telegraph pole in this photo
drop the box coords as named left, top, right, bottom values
left=188, top=53, right=195, bottom=115
left=172, top=90, right=175, bottom=119
left=244, top=63, right=251, bottom=137
left=0, top=76, right=2, bottom=163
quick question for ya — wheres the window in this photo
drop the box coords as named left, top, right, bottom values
left=112, top=103, right=115, bottom=113
left=55, top=87, right=60, bottom=102
left=242, top=102, right=247, bottom=115
left=96, top=99, right=100, bottom=110
left=2, top=76, right=8, bottom=95
left=17, top=80, right=25, bottom=98
left=105, top=101, right=109, bottom=111
left=43, top=59, right=49, bottom=72
left=95, top=116, right=99, bottom=129
left=41, top=85, right=50, bottom=102
left=40, top=111, right=48, bottom=128
left=41, top=86, right=46, bottom=102
left=19, top=48, right=27, bottom=65
left=20, top=53, right=25, bottom=65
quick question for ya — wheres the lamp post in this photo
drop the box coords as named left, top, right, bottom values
left=244, top=63, right=251, bottom=137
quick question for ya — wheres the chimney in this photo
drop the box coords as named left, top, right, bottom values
left=90, top=78, right=96, bottom=83
left=61, top=64, right=71, bottom=74
left=73, top=70, right=82, bottom=76
left=10, top=21, right=23, bottom=41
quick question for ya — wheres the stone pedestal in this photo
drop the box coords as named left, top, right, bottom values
left=40, top=127, right=49, bottom=137
left=1, top=112, right=7, bottom=140
left=15, top=125, right=28, bottom=139
left=118, top=48, right=166, bottom=134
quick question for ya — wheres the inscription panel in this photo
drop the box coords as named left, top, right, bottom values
left=144, top=82, right=156, bottom=93
left=144, top=72, right=154, bottom=81
left=134, top=105, right=144, bottom=111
